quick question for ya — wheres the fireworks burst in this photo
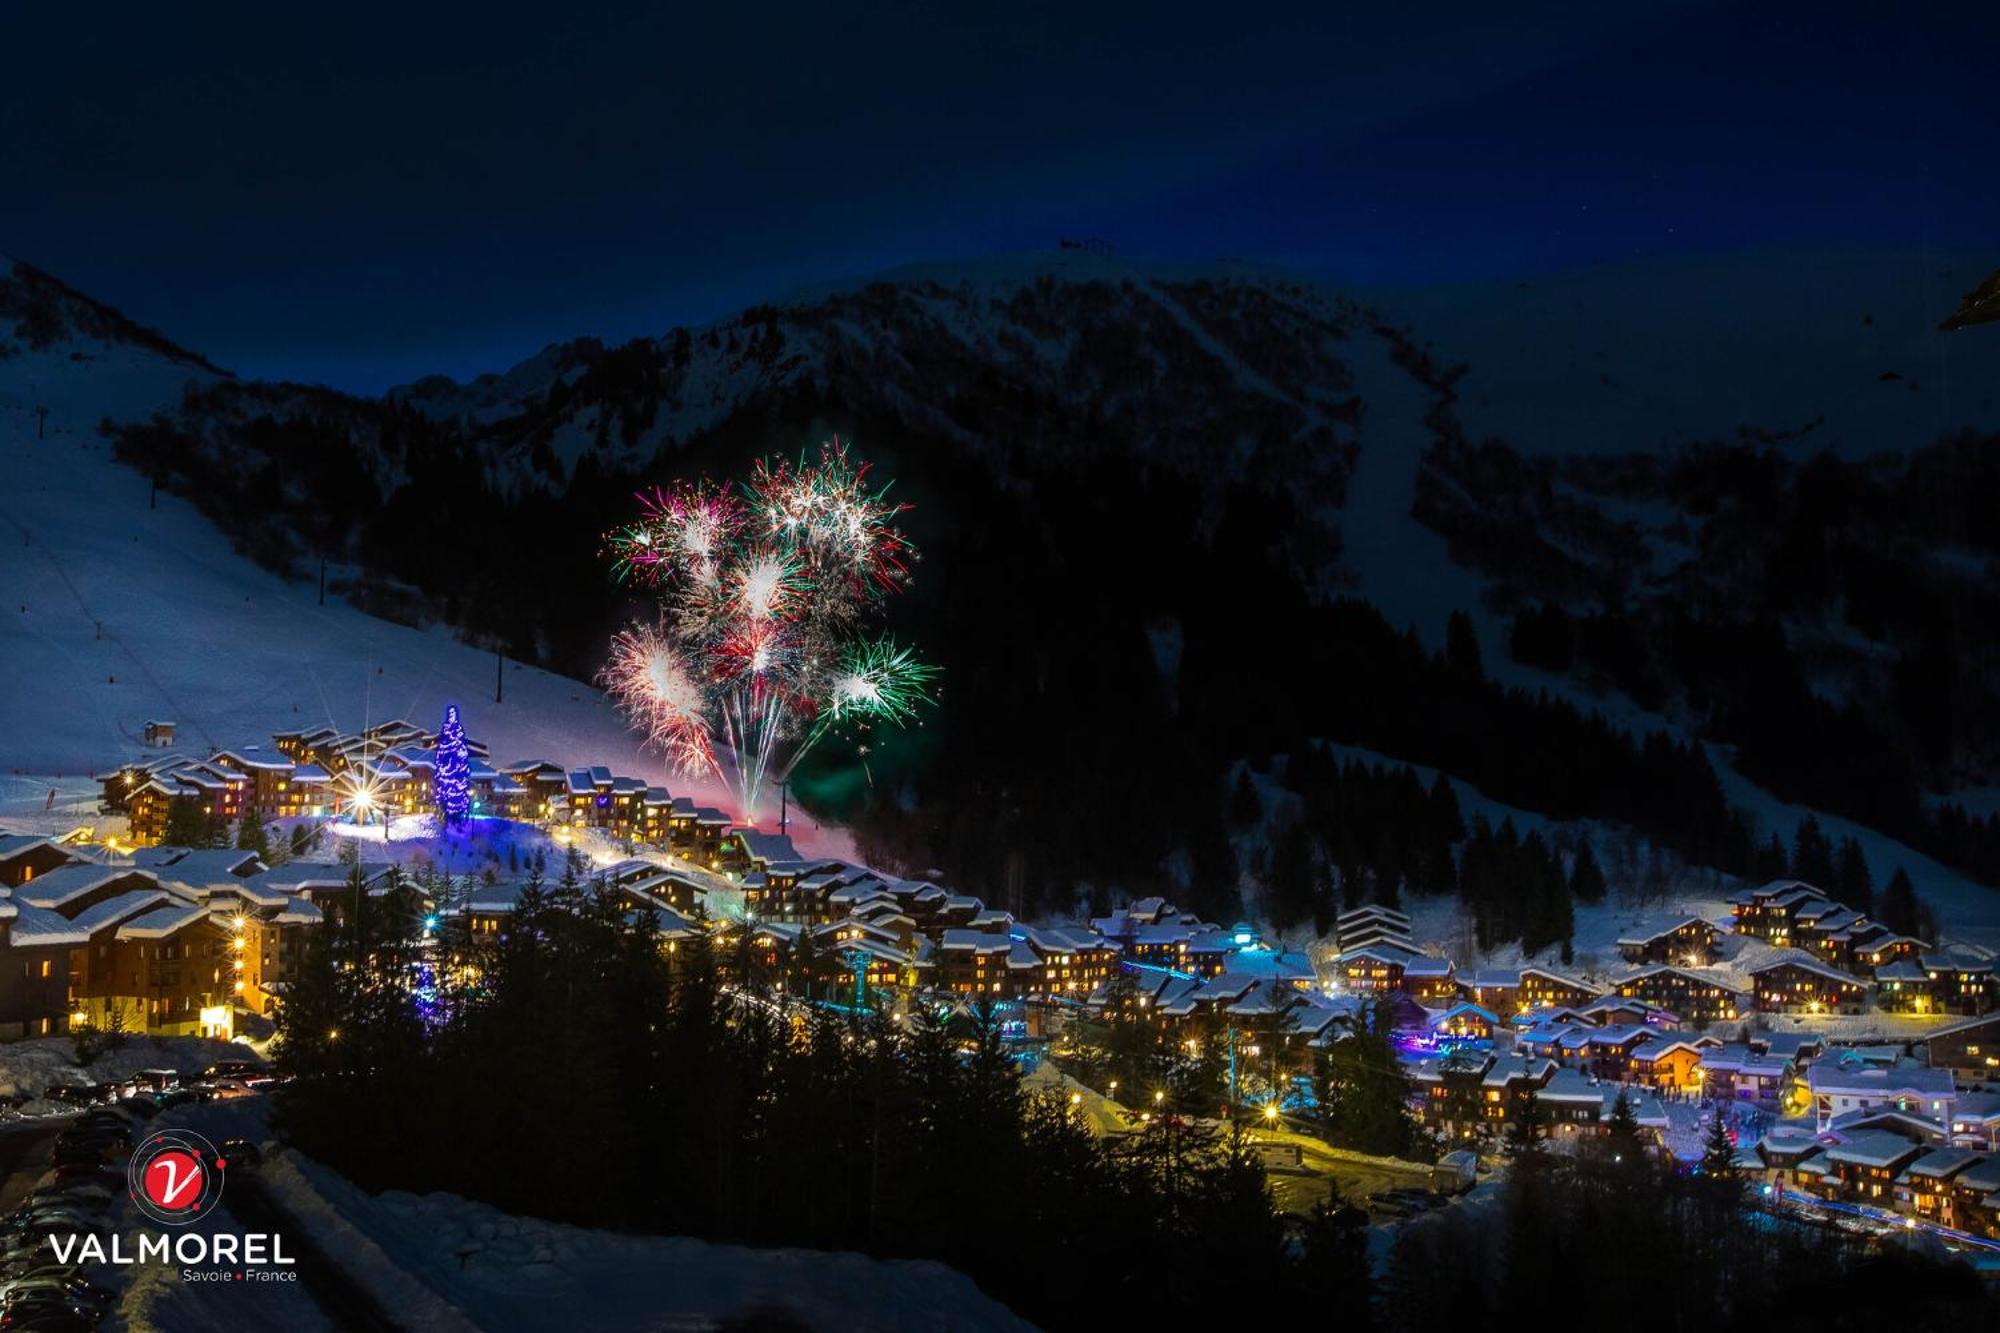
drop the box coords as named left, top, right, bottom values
left=600, top=438, right=935, bottom=819
left=599, top=624, right=720, bottom=778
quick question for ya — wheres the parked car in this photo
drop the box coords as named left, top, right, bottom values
left=0, top=1274, right=110, bottom=1306
left=0, top=1297, right=97, bottom=1330
left=218, top=1139, right=262, bottom=1171
left=24, top=1185, right=112, bottom=1208
left=201, top=1060, right=263, bottom=1082
left=46, top=1166, right=117, bottom=1188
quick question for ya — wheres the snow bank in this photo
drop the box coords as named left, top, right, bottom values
left=255, top=1154, right=1034, bottom=1333
left=0, top=1034, right=251, bottom=1103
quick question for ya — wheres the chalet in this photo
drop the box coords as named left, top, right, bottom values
left=1461, top=969, right=1522, bottom=1013
left=1518, top=966, right=1600, bottom=1011
left=1337, top=945, right=1422, bottom=993
left=742, top=859, right=850, bottom=923
left=1612, top=965, right=1747, bottom=1024
left=1128, top=922, right=1197, bottom=970
left=498, top=761, right=569, bottom=819
left=1809, top=1062, right=1956, bottom=1132
left=1753, top=1128, right=1827, bottom=1191
left=1917, top=957, right=1995, bottom=1016
left=1947, top=1158, right=2000, bottom=1239
left=1569, top=1025, right=1655, bottom=1080
left=936, top=929, right=1016, bottom=998
left=1819, top=1132, right=1926, bottom=1206
left=0, top=879, right=78, bottom=1039
left=1876, top=960, right=1943, bottom=1014
left=210, top=749, right=301, bottom=815
left=272, top=726, right=338, bottom=761
left=1923, top=1012, right=2000, bottom=1083
left=1729, top=881, right=1829, bottom=945
left=1334, top=905, right=1415, bottom=954
left=1628, top=1038, right=1705, bottom=1091
left=1414, top=1054, right=1499, bottom=1141
left=1430, top=1003, right=1499, bottom=1042
left=1949, top=1094, right=2000, bottom=1152
left=1533, top=1067, right=1609, bottom=1135
left=1402, top=956, right=1458, bottom=1003
left=0, top=834, right=71, bottom=888
left=1749, top=956, right=1868, bottom=1015
left=1852, top=934, right=1926, bottom=976
left=1616, top=916, right=1720, bottom=966
left=231, top=896, right=323, bottom=1015
left=143, top=720, right=177, bottom=748
left=1579, top=994, right=1667, bottom=1026
left=1702, top=1044, right=1794, bottom=1106
left=1894, top=1148, right=1986, bottom=1229
left=1017, top=926, right=1118, bottom=999
left=720, top=828, right=801, bottom=875
left=1477, top=1055, right=1556, bottom=1133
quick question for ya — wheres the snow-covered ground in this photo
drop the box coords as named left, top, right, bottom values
left=94, top=1097, right=1030, bottom=1333
left=0, top=1034, right=252, bottom=1107
left=0, top=328, right=852, bottom=860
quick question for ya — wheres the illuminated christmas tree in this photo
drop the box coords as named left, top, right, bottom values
left=433, top=704, right=471, bottom=827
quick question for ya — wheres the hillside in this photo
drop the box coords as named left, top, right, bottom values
left=5, top=249, right=2000, bottom=938
left=0, top=259, right=849, bottom=856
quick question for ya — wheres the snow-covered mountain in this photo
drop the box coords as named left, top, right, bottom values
left=6, top=247, right=2000, bottom=934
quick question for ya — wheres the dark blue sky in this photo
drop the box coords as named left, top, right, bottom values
left=5, top=1, right=1993, bottom=391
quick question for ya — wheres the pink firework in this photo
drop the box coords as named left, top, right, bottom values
left=599, top=625, right=721, bottom=778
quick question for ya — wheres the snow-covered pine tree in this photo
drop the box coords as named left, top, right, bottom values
left=434, top=704, right=471, bottom=828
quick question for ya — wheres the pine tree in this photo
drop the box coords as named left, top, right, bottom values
left=1698, top=1109, right=1739, bottom=1197
left=1752, top=831, right=1790, bottom=883
left=236, top=803, right=270, bottom=859
left=1229, top=770, right=1262, bottom=827
left=1503, top=1087, right=1546, bottom=1161
left=1603, top=1088, right=1644, bottom=1171
left=1265, top=822, right=1314, bottom=932
left=1834, top=837, right=1874, bottom=914
left=1568, top=841, right=1607, bottom=902
left=1790, top=814, right=1835, bottom=889
left=1444, top=610, right=1484, bottom=682
left=163, top=796, right=206, bottom=847
left=433, top=703, right=471, bottom=827
left=1878, top=866, right=1922, bottom=938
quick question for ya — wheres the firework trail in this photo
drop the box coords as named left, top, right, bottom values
left=600, top=438, right=935, bottom=820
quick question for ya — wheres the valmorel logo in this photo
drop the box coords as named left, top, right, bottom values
left=128, top=1129, right=227, bottom=1226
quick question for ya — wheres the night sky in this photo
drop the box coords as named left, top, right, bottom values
left=6, top=1, right=1993, bottom=391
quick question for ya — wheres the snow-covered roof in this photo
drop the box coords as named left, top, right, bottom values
left=116, top=902, right=211, bottom=940
left=1615, top=916, right=1714, bottom=947
left=12, top=864, right=157, bottom=910
left=1903, top=1148, right=1984, bottom=1181
left=1807, top=1063, right=1955, bottom=1098
left=1748, top=954, right=1866, bottom=987
left=939, top=929, right=1010, bottom=954
left=1921, top=1011, right=2000, bottom=1043
left=0, top=834, right=57, bottom=862
left=1535, top=1068, right=1604, bottom=1105
left=63, top=888, right=175, bottom=939
left=1824, top=1132, right=1927, bottom=1170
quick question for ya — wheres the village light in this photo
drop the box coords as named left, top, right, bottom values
left=1154, top=1090, right=1165, bottom=1105
left=1263, top=1103, right=1279, bottom=1122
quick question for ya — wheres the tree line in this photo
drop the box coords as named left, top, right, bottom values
left=271, top=854, right=1369, bottom=1329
